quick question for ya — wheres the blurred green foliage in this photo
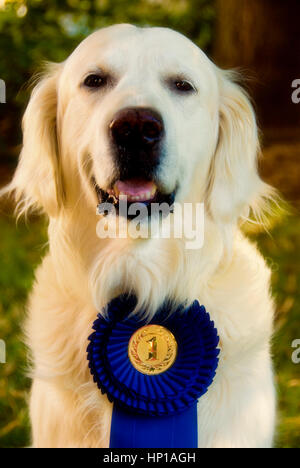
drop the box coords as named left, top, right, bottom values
left=0, top=215, right=48, bottom=447
left=248, top=216, right=300, bottom=448
left=0, top=0, right=214, bottom=163
left=0, top=212, right=299, bottom=447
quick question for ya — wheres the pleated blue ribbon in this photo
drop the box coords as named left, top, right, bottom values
left=87, top=295, right=219, bottom=448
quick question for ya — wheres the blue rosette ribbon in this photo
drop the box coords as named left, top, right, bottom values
left=87, top=295, right=219, bottom=448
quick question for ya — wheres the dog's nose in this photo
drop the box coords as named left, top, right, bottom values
left=110, top=107, right=164, bottom=150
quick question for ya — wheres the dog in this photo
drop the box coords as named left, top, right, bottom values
left=2, top=24, right=276, bottom=447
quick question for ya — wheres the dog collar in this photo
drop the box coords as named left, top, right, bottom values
left=87, top=295, right=219, bottom=448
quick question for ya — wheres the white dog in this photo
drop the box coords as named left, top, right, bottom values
left=3, top=24, right=276, bottom=448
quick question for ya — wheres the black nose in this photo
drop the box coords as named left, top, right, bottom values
left=110, top=107, right=164, bottom=151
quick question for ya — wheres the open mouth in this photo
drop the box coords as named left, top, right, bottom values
left=93, top=177, right=176, bottom=219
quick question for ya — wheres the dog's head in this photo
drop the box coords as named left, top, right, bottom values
left=8, top=24, right=270, bottom=227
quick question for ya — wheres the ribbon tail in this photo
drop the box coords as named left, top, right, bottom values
left=109, top=403, right=198, bottom=448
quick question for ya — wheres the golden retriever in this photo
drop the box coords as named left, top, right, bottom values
left=2, top=24, right=276, bottom=447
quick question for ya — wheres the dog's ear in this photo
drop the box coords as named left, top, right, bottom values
left=7, top=64, right=63, bottom=217
left=208, top=70, right=271, bottom=226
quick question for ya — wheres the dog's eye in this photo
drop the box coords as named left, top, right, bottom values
left=83, top=74, right=107, bottom=88
left=174, top=80, right=195, bottom=92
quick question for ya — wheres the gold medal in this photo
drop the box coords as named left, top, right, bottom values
left=128, top=324, right=177, bottom=375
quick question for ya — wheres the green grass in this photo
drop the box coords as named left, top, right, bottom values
left=0, top=212, right=299, bottom=448
left=0, top=214, right=47, bottom=448
left=248, top=214, right=300, bottom=448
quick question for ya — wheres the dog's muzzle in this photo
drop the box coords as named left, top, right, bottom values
left=93, top=107, right=176, bottom=219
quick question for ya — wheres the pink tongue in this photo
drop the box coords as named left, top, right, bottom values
left=114, top=179, right=156, bottom=196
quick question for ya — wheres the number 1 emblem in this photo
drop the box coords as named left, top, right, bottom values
left=147, top=336, right=157, bottom=361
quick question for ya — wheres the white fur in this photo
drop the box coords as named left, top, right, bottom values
left=2, top=24, right=276, bottom=447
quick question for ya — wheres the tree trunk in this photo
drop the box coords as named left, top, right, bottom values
left=213, top=0, right=300, bottom=134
